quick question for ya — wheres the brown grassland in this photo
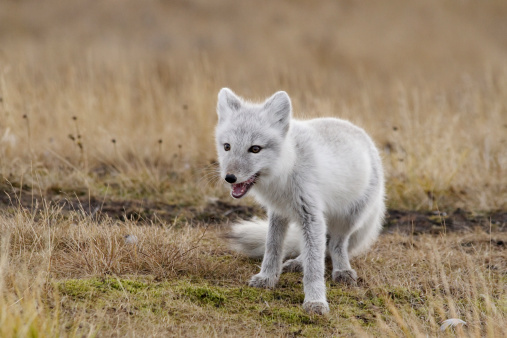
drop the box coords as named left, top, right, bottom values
left=0, top=0, right=506, bottom=336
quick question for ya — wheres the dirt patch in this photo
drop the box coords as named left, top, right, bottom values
left=0, top=184, right=261, bottom=225
left=0, top=184, right=505, bottom=233
left=385, top=209, right=506, bottom=234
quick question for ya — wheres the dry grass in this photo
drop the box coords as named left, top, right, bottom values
left=0, top=0, right=505, bottom=210
left=0, top=206, right=505, bottom=337
left=0, top=0, right=506, bottom=336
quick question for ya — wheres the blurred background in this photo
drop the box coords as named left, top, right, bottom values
left=0, top=0, right=506, bottom=210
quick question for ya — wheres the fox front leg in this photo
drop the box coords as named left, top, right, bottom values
left=297, top=200, right=329, bottom=315
left=249, top=212, right=289, bottom=288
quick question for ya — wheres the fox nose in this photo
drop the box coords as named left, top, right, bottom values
left=225, top=174, right=237, bottom=184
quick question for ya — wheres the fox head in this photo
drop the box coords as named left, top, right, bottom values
left=215, top=88, right=292, bottom=199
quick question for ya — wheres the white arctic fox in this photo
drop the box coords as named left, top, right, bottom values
left=215, top=88, right=385, bottom=315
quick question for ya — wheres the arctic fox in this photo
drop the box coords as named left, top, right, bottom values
left=215, top=88, right=385, bottom=315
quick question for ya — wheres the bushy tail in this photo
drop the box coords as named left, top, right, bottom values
left=226, top=218, right=302, bottom=259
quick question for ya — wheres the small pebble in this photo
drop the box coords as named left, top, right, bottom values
left=440, top=318, right=466, bottom=331
left=124, top=234, right=138, bottom=244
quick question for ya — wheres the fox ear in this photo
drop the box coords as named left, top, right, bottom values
left=263, top=91, right=292, bottom=134
left=217, top=88, right=242, bottom=121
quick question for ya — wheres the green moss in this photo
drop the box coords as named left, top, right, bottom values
left=182, top=284, right=227, bottom=307
left=58, top=277, right=164, bottom=301
left=388, top=287, right=423, bottom=303
left=301, top=326, right=327, bottom=336
left=58, top=275, right=487, bottom=337
left=58, top=278, right=109, bottom=299
left=228, top=286, right=265, bottom=301
left=265, top=307, right=314, bottom=325
left=272, top=288, right=306, bottom=304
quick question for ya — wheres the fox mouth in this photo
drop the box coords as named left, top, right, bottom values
left=230, top=173, right=259, bottom=199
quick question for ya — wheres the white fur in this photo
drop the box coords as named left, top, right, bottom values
left=215, top=88, right=385, bottom=315
left=228, top=218, right=302, bottom=258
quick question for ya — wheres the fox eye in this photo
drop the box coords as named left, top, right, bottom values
left=224, top=143, right=231, bottom=151
left=249, top=145, right=262, bottom=153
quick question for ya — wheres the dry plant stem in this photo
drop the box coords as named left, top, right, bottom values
left=22, top=114, right=32, bottom=155
left=72, top=116, right=87, bottom=170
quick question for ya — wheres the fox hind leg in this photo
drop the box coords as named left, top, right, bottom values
left=327, top=216, right=358, bottom=285
left=328, top=233, right=358, bottom=285
left=282, top=255, right=303, bottom=272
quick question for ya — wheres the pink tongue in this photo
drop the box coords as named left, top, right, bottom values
left=232, top=183, right=247, bottom=196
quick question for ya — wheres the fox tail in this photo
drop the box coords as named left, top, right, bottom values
left=225, top=218, right=302, bottom=259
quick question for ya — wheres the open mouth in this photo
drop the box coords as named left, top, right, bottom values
left=230, top=173, right=259, bottom=199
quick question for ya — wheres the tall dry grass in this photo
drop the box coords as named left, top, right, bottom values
left=0, top=0, right=505, bottom=210
left=0, top=204, right=225, bottom=336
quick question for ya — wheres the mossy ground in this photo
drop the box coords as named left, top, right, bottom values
left=54, top=238, right=506, bottom=337
left=56, top=276, right=380, bottom=336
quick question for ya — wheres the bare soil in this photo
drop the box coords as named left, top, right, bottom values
left=1, top=183, right=505, bottom=234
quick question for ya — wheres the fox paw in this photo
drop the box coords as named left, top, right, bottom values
left=282, top=258, right=303, bottom=273
left=332, top=269, right=358, bottom=286
left=303, top=300, right=329, bottom=315
left=248, top=273, right=278, bottom=289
